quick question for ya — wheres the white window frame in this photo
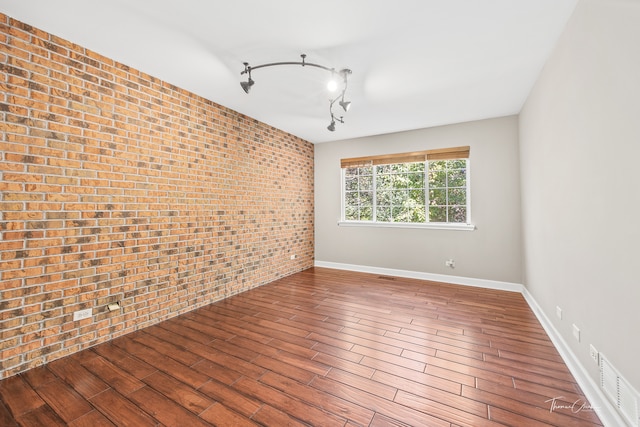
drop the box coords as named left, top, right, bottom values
left=339, top=159, right=474, bottom=231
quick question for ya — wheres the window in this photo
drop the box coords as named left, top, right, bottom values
left=340, top=146, right=472, bottom=229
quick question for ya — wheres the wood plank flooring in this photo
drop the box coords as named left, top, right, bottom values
left=0, top=267, right=603, bottom=426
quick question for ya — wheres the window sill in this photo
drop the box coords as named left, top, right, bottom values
left=337, top=221, right=476, bottom=231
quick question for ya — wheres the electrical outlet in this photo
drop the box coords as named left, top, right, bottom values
left=73, top=308, right=92, bottom=321
left=589, top=345, right=599, bottom=364
left=572, top=324, right=580, bottom=342
left=445, top=259, right=455, bottom=268
left=290, top=254, right=296, bottom=260
left=556, top=306, right=562, bottom=320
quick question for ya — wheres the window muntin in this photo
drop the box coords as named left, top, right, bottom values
left=343, top=158, right=469, bottom=225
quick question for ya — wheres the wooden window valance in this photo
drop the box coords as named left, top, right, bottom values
left=340, top=146, right=470, bottom=168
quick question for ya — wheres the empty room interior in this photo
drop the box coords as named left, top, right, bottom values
left=0, top=1, right=639, bottom=426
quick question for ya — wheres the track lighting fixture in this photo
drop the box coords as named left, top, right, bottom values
left=327, top=78, right=338, bottom=93
left=240, top=75, right=254, bottom=94
left=327, top=113, right=344, bottom=132
left=240, top=54, right=352, bottom=131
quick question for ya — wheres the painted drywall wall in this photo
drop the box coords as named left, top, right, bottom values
left=315, top=116, right=523, bottom=284
left=519, top=0, right=640, bottom=391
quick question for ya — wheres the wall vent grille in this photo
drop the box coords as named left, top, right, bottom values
left=600, top=354, right=639, bottom=427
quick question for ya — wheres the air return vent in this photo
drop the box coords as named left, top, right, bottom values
left=600, top=354, right=639, bottom=427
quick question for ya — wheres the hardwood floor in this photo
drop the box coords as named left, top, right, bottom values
left=0, top=267, right=602, bottom=426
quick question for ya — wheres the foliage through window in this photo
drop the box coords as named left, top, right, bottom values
left=342, top=148, right=470, bottom=225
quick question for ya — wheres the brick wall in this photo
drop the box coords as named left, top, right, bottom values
left=0, top=15, right=314, bottom=379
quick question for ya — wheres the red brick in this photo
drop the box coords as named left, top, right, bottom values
left=0, top=13, right=314, bottom=380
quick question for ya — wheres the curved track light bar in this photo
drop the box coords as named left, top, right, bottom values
left=241, top=54, right=341, bottom=74
left=240, top=54, right=352, bottom=132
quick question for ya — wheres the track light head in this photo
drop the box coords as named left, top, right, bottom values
left=327, top=120, right=336, bottom=132
left=240, top=77, right=254, bottom=94
left=339, top=100, right=351, bottom=112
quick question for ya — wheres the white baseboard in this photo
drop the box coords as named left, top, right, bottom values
left=314, top=260, right=627, bottom=427
left=521, top=288, right=629, bottom=427
left=314, top=260, right=523, bottom=293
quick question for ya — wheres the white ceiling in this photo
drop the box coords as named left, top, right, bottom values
left=1, top=0, right=578, bottom=143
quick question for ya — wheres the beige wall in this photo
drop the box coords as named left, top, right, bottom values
left=315, top=116, right=523, bottom=284
left=519, top=0, right=640, bottom=390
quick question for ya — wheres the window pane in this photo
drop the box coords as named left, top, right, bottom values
left=345, top=206, right=358, bottom=220
left=404, top=196, right=425, bottom=223
left=377, top=174, right=393, bottom=190
left=345, top=191, right=359, bottom=207
left=449, top=188, right=466, bottom=205
left=428, top=160, right=446, bottom=172
left=428, top=170, right=446, bottom=188
left=409, top=189, right=425, bottom=205
left=360, top=191, right=373, bottom=206
left=376, top=164, right=392, bottom=174
left=360, top=166, right=373, bottom=175
left=429, top=189, right=446, bottom=205
left=410, top=206, right=426, bottom=223
left=429, top=206, right=447, bottom=222
left=447, top=169, right=466, bottom=187
left=345, top=167, right=359, bottom=176
left=360, top=206, right=373, bottom=221
left=390, top=163, right=408, bottom=173
left=408, top=173, right=424, bottom=189
left=396, top=175, right=409, bottom=189
left=448, top=206, right=467, bottom=223
left=392, top=206, right=410, bottom=222
left=377, top=190, right=392, bottom=205
left=381, top=172, right=406, bottom=189
left=392, top=190, right=408, bottom=205
left=359, top=175, right=373, bottom=191
left=377, top=206, right=391, bottom=222
left=448, top=159, right=466, bottom=169
left=345, top=176, right=358, bottom=191
left=408, top=162, right=425, bottom=173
